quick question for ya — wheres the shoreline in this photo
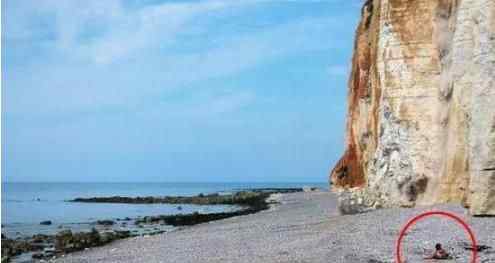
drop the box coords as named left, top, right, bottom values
left=2, top=189, right=307, bottom=262
left=54, top=192, right=495, bottom=263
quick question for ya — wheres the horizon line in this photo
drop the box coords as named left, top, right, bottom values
left=1, top=181, right=329, bottom=184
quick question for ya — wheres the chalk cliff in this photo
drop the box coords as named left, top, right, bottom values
left=331, top=0, right=495, bottom=215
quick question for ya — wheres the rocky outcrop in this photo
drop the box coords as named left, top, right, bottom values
left=55, top=229, right=130, bottom=254
left=1, top=229, right=132, bottom=262
left=71, top=190, right=302, bottom=206
left=331, top=0, right=495, bottom=215
left=40, top=220, right=52, bottom=225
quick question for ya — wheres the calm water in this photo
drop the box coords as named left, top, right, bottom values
left=2, top=182, right=327, bottom=236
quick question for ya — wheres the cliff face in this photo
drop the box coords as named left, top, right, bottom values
left=331, top=0, right=495, bottom=215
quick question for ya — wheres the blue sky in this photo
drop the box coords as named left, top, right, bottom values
left=2, top=0, right=362, bottom=182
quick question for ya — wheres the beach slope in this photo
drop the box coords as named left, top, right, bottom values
left=55, top=192, right=495, bottom=263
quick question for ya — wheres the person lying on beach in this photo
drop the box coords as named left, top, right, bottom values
left=424, top=243, right=451, bottom=260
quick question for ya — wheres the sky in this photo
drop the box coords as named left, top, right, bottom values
left=2, top=0, right=362, bottom=183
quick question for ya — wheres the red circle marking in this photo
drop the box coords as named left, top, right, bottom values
left=395, top=211, right=478, bottom=263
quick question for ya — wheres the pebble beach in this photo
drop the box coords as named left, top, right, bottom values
left=52, top=192, right=495, bottom=263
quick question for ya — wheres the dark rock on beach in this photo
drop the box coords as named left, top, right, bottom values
left=31, top=252, right=45, bottom=259
left=70, top=190, right=299, bottom=206
left=96, top=220, right=115, bottom=226
left=32, top=234, right=54, bottom=243
left=52, top=228, right=131, bottom=257
left=1, top=235, right=40, bottom=262
left=134, top=210, right=258, bottom=226
left=134, top=192, right=272, bottom=226
left=55, top=229, right=100, bottom=253
left=1, top=228, right=134, bottom=262
left=50, top=228, right=132, bottom=258
left=459, top=241, right=493, bottom=252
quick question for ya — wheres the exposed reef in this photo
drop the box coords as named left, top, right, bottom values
left=2, top=189, right=304, bottom=262
left=70, top=189, right=302, bottom=206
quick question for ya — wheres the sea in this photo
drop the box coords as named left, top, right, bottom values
left=1, top=182, right=328, bottom=237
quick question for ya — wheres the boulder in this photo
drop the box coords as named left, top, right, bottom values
left=55, top=228, right=104, bottom=253
left=96, top=220, right=114, bottom=226
left=31, top=234, right=52, bottom=243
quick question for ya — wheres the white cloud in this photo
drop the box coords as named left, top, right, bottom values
left=4, top=0, right=252, bottom=64
left=156, top=17, right=340, bottom=85
left=5, top=15, right=340, bottom=116
left=4, top=0, right=353, bottom=121
left=76, top=1, right=237, bottom=64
